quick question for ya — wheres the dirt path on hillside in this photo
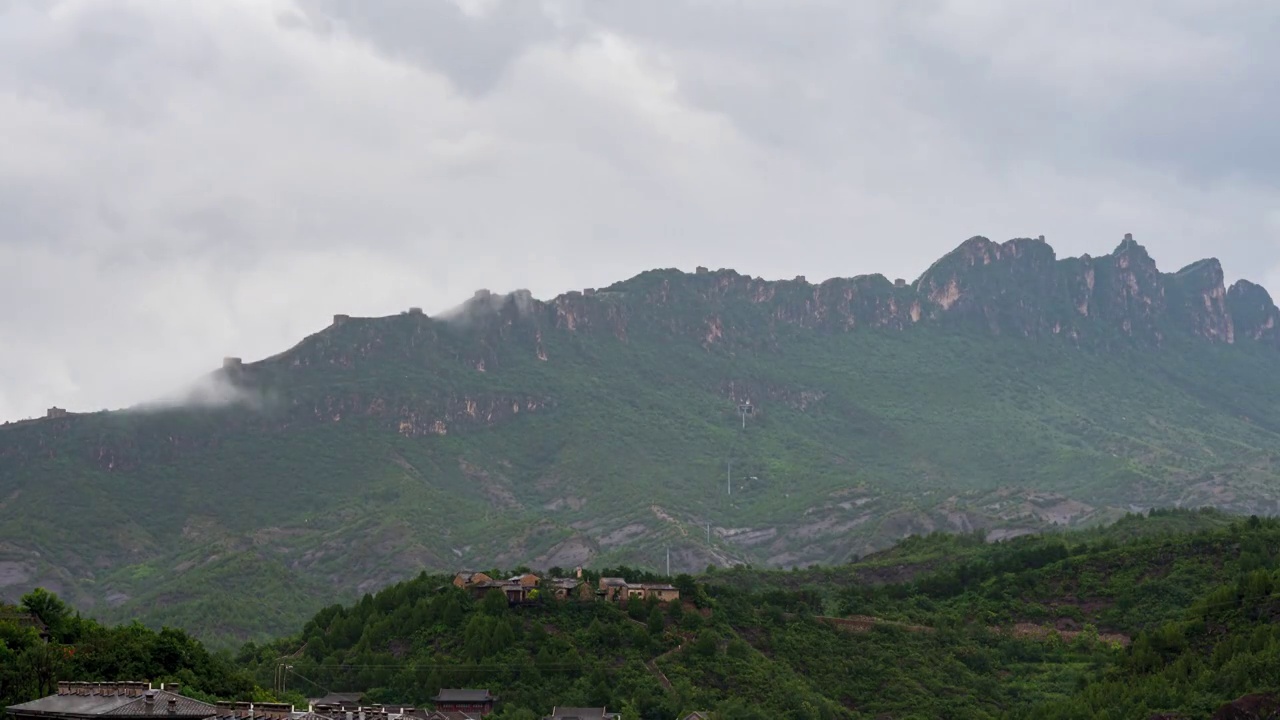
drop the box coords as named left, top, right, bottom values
left=647, top=643, right=683, bottom=691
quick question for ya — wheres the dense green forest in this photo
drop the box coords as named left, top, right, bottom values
left=7, top=509, right=1280, bottom=718
left=0, top=589, right=272, bottom=711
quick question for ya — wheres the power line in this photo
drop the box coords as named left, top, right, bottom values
left=282, top=663, right=589, bottom=670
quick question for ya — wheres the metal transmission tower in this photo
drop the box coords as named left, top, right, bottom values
left=726, top=401, right=754, bottom=495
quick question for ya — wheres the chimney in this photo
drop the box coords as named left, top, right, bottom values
left=166, top=684, right=180, bottom=696
left=168, top=698, right=177, bottom=715
left=145, top=691, right=156, bottom=708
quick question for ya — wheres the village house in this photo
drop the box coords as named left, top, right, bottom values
left=507, top=572, right=540, bottom=587
left=6, top=683, right=469, bottom=720
left=452, top=572, right=494, bottom=590
left=597, top=578, right=629, bottom=602
left=429, top=691, right=495, bottom=717
left=547, top=578, right=590, bottom=600
left=5, top=682, right=218, bottom=720
left=637, top=583, right=680, bottom=603
left=452, top=571, right=539, bottom=605
left=307, top=703, right=425, bottom=720
left=597, top=578, right=680, bottom=604
left=214, top=702, right=308, bottom=720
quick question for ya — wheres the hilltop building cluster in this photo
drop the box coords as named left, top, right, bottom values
left=450, top=569, right=679, bottom=606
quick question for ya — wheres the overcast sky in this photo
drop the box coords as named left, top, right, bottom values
left=1, top=0, right=1278, bottom=420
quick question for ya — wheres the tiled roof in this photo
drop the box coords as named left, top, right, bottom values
left=7, top=693, right=139, bottom=717
left=104, top=692, right=217, bottom=717
left=431, top=690, right=494, bottom=703
left=8, top=689, right=216, bottom=719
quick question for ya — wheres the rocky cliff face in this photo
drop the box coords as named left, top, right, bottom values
left=491, top=233, right=1272, bottom=354
left=4, top=234, right=1271, bottom=453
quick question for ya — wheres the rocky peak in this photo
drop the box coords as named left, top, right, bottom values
left=1168, top=259, right=1234, bottom=344
left=263, top=235, right=1280, bottom=381
left=1227, top=280, right=1280, bottom=345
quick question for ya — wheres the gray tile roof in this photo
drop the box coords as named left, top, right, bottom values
left=104, top=693, right=217, bottom=717
left=7, top=693, right=139, bottom=717
left=8, top=688, right=216, bottom=719
left=430, top=690, right=494, bottom=703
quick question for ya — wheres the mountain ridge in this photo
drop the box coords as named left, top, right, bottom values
left=3, top=233, right=1280, bottom=645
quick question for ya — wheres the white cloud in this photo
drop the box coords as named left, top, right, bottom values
left=0, top=0, right=1278, bottom=420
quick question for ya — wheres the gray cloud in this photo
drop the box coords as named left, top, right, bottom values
left=0, top=0, right=1278, bottom=420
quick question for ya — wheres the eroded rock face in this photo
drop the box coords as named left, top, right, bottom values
left=1211, top=692, right=1280, bottom=720
left=1228, top=280, right=1280, bottom=345
left=1169, top=258, right=1234, bottom=344
left=6, top=233, right=1278, bottom=477
left=534, top=234, right=1271, bottom=349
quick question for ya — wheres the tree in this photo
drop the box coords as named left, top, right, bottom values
left=647, top=607, right=665, bottom=636
left=21, top=589, right=70, bottom=637
left=482, top=589, right=509, bottom=616
left=693, top=630, right=718, bottom=658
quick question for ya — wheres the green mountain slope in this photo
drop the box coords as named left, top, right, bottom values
left=8, top=511, right=1280, bottom=718
left=3, top=235, right=1280, bottom=644
left=224, top=511, right=1280, bottom=719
